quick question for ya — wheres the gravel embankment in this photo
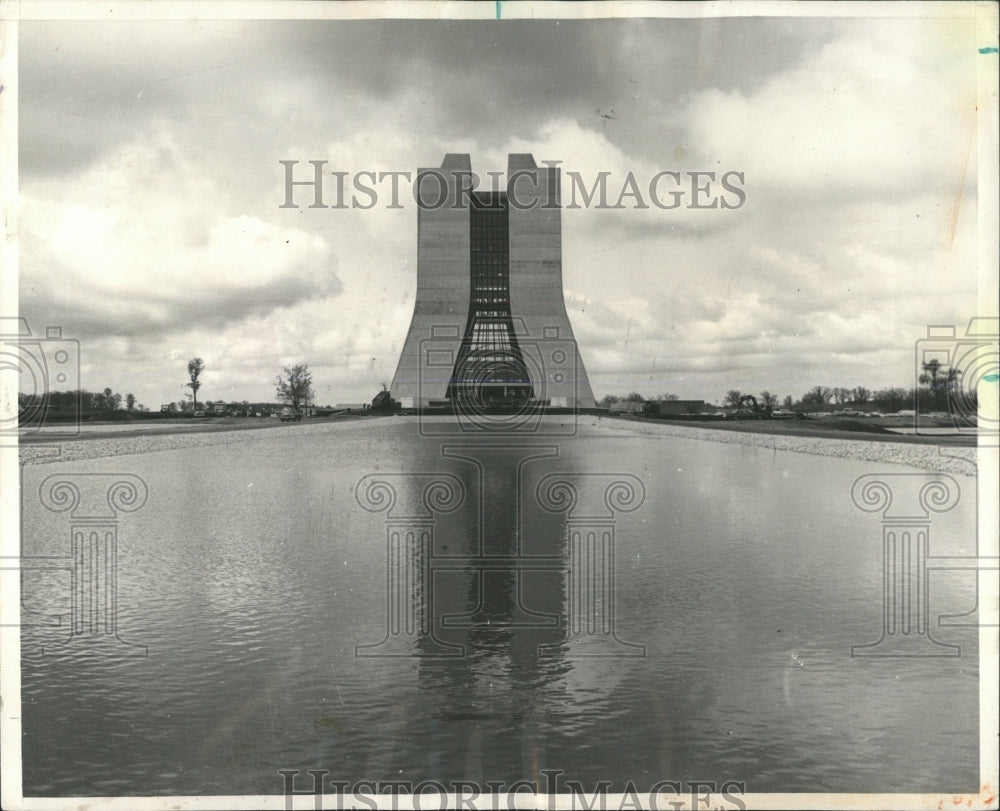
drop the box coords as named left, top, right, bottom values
left=587, top=416, right=978, bottom=475
left=19, top=415, right=979, bottom=475
left=18, top=419, right=370, bottom=466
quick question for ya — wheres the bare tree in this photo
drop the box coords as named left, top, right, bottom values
left=187, top=358, right=205, bottom=410
left=723, top=390, right=743, bottom=409
left=759, top=391, right=779, bottom=409
left=832, top=387, right=852, bottom=405
left=801, top=386, right=832, bottom=406
left=919, top=360, right=960, bottom=409
left=276, top=363, right=314, bottom=410
left=97, top=387, right=118, bottom=413
left=851, top=386, right=871, bottom=405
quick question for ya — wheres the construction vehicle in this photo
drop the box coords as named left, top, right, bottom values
left=732, top=394, right=772, bottom=419
left=370, top=387, right=400, bottom=415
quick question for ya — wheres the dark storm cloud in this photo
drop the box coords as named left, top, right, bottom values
left=261, top=17, right=843, bottom=163
left=20, top=18, right=841, bottom=175
left=19, top=263, right=342, bottom=341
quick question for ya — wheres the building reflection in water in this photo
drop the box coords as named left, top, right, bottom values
left=419, top=440, right=569, bottom=786
left=354, top=436, right=649, bottom=785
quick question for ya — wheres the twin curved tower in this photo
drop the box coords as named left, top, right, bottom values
left=390, top=154, right=595, bottom=410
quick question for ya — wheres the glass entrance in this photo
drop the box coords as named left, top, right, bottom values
left=448, top=192, right=533, bottom=408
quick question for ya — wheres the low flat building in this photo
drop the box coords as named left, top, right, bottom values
left=653, top=399, right=708, bottom=416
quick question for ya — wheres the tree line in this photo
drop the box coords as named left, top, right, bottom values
left=18, top=387, right=147, bottom=413
left=17, top=356, right=316, bottom=417
left=599, top=360, right=971, bottom=414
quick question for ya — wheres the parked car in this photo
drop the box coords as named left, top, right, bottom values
left=279, top=407, right=303, bottom=422
left=193, top=410, right=205, bottom=417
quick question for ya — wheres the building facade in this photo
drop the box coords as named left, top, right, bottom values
left=390, top=154, right=595, bottom=409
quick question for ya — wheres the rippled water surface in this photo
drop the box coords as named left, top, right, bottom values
left=20, top=417, right=980, bottom=795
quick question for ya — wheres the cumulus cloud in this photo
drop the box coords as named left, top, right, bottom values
left=675, top=20, right=978, bottom=200
left=20, top=132, right=341, bottom=339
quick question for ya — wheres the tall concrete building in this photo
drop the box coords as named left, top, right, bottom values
left=391, top=154, right=595, bottom=410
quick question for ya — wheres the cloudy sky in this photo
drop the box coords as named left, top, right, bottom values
left=16, top=6, right=993, bottom=408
